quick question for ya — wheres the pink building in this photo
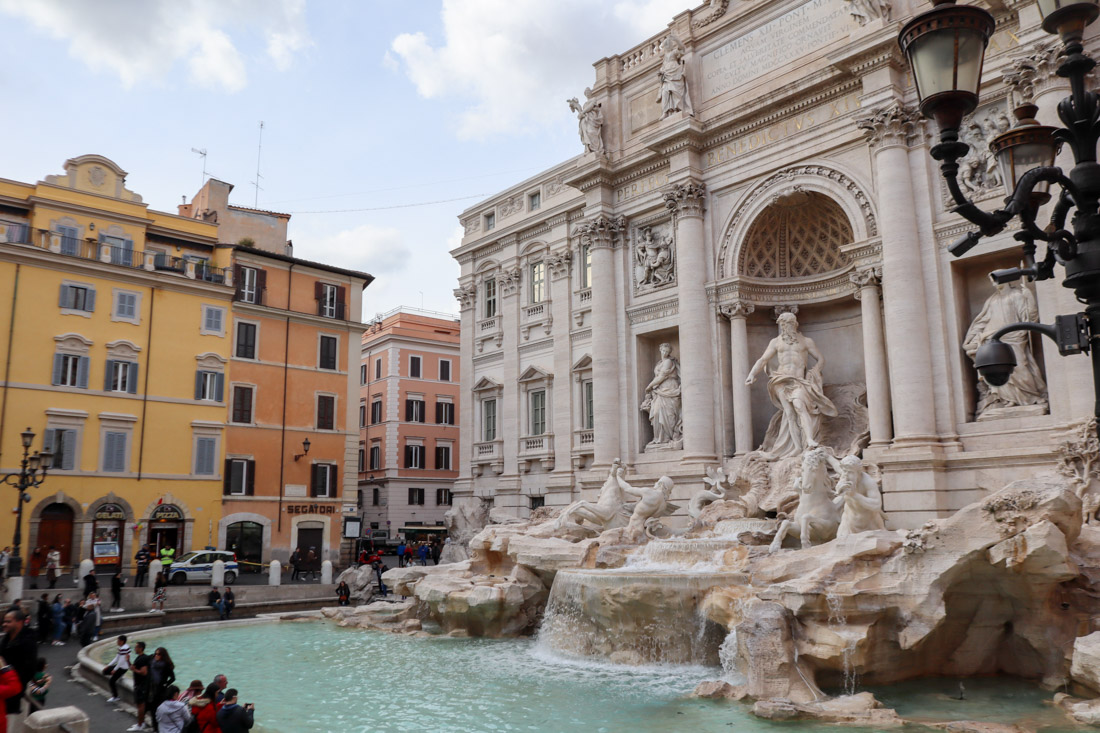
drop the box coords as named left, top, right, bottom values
left=359, top=308, right=459, bottom=542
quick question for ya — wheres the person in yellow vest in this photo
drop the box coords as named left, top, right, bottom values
left=159, top=546, right=175, bottom=575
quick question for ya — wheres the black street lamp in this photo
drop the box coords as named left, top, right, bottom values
left=900, top=0, right=1100, bottom=436
left=1, top=428, right=51, bottom=578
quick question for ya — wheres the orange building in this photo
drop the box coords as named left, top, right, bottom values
left=181, top=181, right=372, bottom=568
left=359, top=308, right=459, bottom=542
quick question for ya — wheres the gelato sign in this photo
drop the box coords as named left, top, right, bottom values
left=701, top=0, right=856, bottom=100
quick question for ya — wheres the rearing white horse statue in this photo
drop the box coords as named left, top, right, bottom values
left=768, top=447, right=841, bottom=552
left=555, top=459, right=629, bottom=535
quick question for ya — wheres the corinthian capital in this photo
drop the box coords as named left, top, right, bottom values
left=850, top=266, right=882, bottom=290
left=574, top=214, right=628, bottom=251
left=547, top=249, right=573, bottom=279
left=857, top=103, right=922, bottom=151
left=453, top=284, right=476, bottom=311
left=663, top=181, right=706, bottom=219
left=719, top=301, right=754, bottom=320
left=1003, top=39, right=1065, bottom=103
left=500, top=266, right=522, bottom=296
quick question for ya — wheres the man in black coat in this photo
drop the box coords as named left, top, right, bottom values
left=216, top=689, right=255, bottom=732
left=0, top=609, right=37, bottom=726
left=82, top=568, right=98, bottom=598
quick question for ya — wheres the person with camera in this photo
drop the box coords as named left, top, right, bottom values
left=215, top=689, right=254, bottom=732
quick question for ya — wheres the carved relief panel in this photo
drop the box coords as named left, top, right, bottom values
left=632, top=221, right=676, bottom=295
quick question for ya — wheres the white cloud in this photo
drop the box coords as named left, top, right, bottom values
left=306, top=224, right=411, bottom=278
left=389, top=0, right=691, bottom=139
left=0, top=0, right=311, bottom=92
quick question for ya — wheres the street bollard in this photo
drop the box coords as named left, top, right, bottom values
left=149, top=559, right=163, bottom=585
left=321, top=560, right=333, bottom=584
left=269, top=560, right=281, bottom=586
left=211, top=559, right=225, bottom=586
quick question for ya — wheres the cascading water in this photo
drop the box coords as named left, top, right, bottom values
left=537, top=538, right=750, bottom=666
left=826, top=592, right=859, bottom=696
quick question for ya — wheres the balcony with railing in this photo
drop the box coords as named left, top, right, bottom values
left=472, top=439, right=503, bottom=476
left=518, top=433, right=554, bottom=471
left=0, top=226, right=232, bottom=286
left=573, top=429, right=594, bottom=454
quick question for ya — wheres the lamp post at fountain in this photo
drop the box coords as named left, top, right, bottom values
left=898, top=0, right=1100, bottom=437
left=1, top=427, right=51, bottom=592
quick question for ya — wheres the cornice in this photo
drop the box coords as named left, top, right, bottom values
left=626, top=296, right=679, bottom=325
left=27, top=196, right=154, bottom=228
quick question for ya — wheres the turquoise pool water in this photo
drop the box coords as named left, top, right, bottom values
left=108, top=621, right=1077, bottom=733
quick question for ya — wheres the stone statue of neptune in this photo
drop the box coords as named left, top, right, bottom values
left=746, top=312, right=838, bottom=458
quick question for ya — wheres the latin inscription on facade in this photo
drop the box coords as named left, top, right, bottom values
left=617, top=172, right=670, bottom=203
left=705, top=93, right=861, bottom=168
left=701, top=0, right=856, bottom=100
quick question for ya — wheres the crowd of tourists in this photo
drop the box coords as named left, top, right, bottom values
left=102, top=637, right=255, bottom=732
left=394, top=538, right=444, bottom=567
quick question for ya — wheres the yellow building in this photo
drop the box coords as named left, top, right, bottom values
left=0, top=155, right=233, bottom=575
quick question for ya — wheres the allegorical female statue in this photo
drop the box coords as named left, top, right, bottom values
left=963, top=278, right=1048, bottom=414
left=641, top=343, right=683, bottom=451
left=656, top=32, right=693, bottom=118
left=567, top=88, right=605, bottom=155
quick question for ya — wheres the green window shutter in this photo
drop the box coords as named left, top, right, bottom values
left=104, top=360, right=115, bottom=391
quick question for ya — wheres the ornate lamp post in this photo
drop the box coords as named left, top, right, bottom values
left=899, top=0, right=1100, bottom=435
left=1, top=428, right=51, bottom=578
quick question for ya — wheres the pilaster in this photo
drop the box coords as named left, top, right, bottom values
left=719, top=301, right=754, bottom=455
left=851, top=267, right=893, bottom=446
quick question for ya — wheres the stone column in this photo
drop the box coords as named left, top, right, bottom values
left=720, top=301, right=755, bottom=455
left=851, top=267, right=893, bottom=445
left=453, top=284, right=476, bottom=489
left=858, top=105, right=938, bottom=443
left=499, top=266, right=522, bottom=476
left=548, top=250, right=575, bottom=475
left=664, top=182, right=716, bottom=461
left=577, top=216, right=626, bottom=468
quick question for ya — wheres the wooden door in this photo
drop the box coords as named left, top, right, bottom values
left=38, top=504, right=75, bottom=566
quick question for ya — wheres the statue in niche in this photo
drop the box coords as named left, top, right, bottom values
left=746, top=312, right=838, bottom=459
left=844, top=0, right=891, bottom=26
left=554, top=459, right=630, bottom=535
left=831, top=455, right=886, bottom=538
left=567, top=89, right=605, bottom=156
left=635, top=227, right=675, bottom=288
left=768, top=447, right=841, bottom=552
left=656, top=31, right=694, bottom=118
left=641, top=343, right=683, bottom=451
left=963, top=278, right=1048, bottom=415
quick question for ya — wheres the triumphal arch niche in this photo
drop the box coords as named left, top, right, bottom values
left=451, top=0, right=1091, bottom=529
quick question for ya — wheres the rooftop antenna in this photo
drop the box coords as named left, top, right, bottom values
left=251, top=121, right=264, bottom=208
left=190, top=147, right=208, bottom=190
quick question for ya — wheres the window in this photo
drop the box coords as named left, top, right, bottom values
left=375, top=358, right=382, bottom=379
left=360, top=365, right=367, bottom=385
left=102, top=431, right=128, bottom=473
left=372, top=488, right=380, bottom=506
left=530, top=390, right=546, bottom=435
left=530, top=496, right=546, bottom=511
left=194, top=437, right=217, bottom=475
left=311, top=463, right=337, bottom=497
left=581, top=244, right=592, bottom=289
left=231, top=385, right=254, bottom=424
left=484, top=279, right=497, bottom=318
left=435, top=444, right=451, bottom=470
left=224, top=458, right=255, bottom=496
left=529, top=191, right=541, bottom=211
left=58, top=283, right=95, bottom=313
left=369, top=443, right=380, bottom=470
left=104, top=360, right=138, bottom=394
left=58, top=225, right=80, bottom=256
left=43, top=428, right=77, bottom=471
left=483, top=399, right=497, bottom=441
left=370, top=399, right=383, bottom=424
left=316, top=282, right=344, bottom=319
left=52, top=354, right=89, bottom=389
left=112, top=290, right=139, bottom=323
left=405, top=398, right=425, bottom=423
left=439, top=360, right=451, bottom=382
left=408, top=487, right=425, bottom=505
left=238, top=266, right=263, bottom=304
left=317, top=395, right=336, bottom=430
left=102, top=234, right=133, bottom=266
left=404, top=443, right=425, bottom=469
left=359, top=403, right=366, bottom=428
left=319, top=335, right=338, bottom=370
left=530, top=261, right=546, bottom=303
left=195, top=370, right=225, bottom=402
left=485, top=212, right=496, bottom=231
left=358, top=448, right=365, bottom=472
left=436, top=401, right=455, bottom=425
left=583, top=379, right=594, bottom=430
left=436, top=488, right=453, bottom=506
left=235, top=322, right=257, bottom=359
left=409, top=355, right=422, bottom=378
left=201, top=305, right=225, bottom=336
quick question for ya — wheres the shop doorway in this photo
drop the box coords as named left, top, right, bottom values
left=38, top=504, right=74, bottom=567
left=225, top=521, right=263, bottom=573
left=296, top=523, right=323, bottom=572
left=149, top=526, right=179, bottom=558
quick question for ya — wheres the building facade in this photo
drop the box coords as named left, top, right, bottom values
left=451, top=0, right=1093, bottom=528
left=181, top=180, right=372, bottom=568
left=0, top=155, right=233, bottom=571
left=359, top=308, right=460, bottom=541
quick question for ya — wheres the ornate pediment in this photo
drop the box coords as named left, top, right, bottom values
left=472, top=376, right=503, bottom=394
left=518, top=365, right=553, bottom=385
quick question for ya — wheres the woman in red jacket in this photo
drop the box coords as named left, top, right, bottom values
left=191, top=683, right=223, bottom=733
left=0, top=656, right=23, bottom=733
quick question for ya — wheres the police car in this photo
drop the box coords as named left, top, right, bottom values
left=167, top=550, right=239, bottom=585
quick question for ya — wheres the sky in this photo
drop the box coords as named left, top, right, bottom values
left=0, top=0, right=694, bottom=321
